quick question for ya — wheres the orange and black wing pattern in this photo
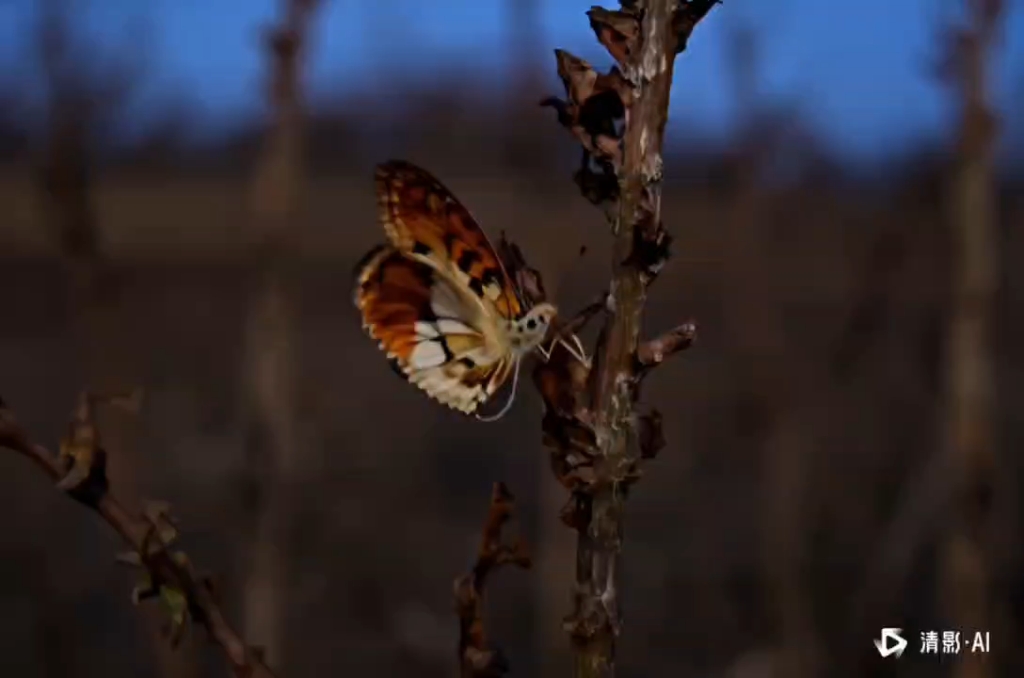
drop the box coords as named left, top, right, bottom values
left=353, top=244, right=514, bottom=413
left=374, top=160, right=523, bottom=320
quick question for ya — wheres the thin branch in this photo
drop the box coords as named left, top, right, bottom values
left=454, top=482, right=532, bottom=678
left=635, top=320, right=698, bottom=381
left=0, top=396, right=278, bottom=678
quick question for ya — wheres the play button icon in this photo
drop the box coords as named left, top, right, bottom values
left=874, top=628, right=908, bottom=658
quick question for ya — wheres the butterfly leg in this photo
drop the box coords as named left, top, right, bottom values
left=557, top=334, right=591, bottom=368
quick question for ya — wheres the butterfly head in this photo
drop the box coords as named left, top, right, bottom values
left=508, top=302, right=557, bottom=356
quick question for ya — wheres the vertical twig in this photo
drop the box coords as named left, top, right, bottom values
left=938, top=2, right=1001, bottom=676
left=502, top=0, right=547, bottom=173
left=538, top=2, right=718, bottom=676
left=241, top=0, right=318, bottom=668
left=454, top=482, right=532, bottom=677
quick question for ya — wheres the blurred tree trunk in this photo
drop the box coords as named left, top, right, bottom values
left=939, top=2, right=1001, bottom=676
left=240, top=0, right=317, bottom=669
left=721, top=25, right=818, bottom=676
left=504, top=0, right=543, bottom=87
left=34, top=2, right=198, bottom=676
left=502, top=0, right=548, bottom=172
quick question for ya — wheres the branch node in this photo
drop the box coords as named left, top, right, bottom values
left=118, top=544, right=194, bottom=645
left=55, top=391, right=108, bottom=505
left=634, top=320, right=698, bottom=381
left=142, top=499, right=181, bottom=549
left=53, top=388, right=142, bottom=505
left=563, top=587, right=613, bottom=643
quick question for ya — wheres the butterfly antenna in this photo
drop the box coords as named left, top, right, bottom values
left=475, top=359, right=521, bottom=422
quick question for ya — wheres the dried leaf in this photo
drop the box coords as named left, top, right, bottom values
left=587, top=7, right=640, bottom=67
left=674, top=0, right=723, bottom=54
left=623, top=215, right=672, bottom=285
left=543, top=50, right=632, bottom=168
left=574, top=156, right=620, bottom=205
left=497, top=232, right=547, bottom=306
left=533, top=347, right=590, bottom=417
left=638, top=409, right=666, bottom=459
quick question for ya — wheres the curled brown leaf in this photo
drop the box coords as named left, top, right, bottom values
left=542, top=50, right=633, bottom=168
left=587, top=7, right=640, bottom=67
left=497, top=231, right=548, bottom=306
left=638, top=409, right=666, bottom=460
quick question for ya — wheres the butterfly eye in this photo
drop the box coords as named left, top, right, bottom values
left=526, top=318, right=538, bottom=331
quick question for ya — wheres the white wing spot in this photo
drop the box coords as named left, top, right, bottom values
left=409, top=367, right=484, bottom=413
left=430, top=280, right=464, bottom=319
left=409, top=341, right=448, bottom=369
left=415, top=321, right=440, bottom=338
left=436, top=318, right=475, bottom=335
left=483, top=281, right=503, bottom=302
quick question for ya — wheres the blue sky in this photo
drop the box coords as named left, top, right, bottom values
left=1, top=0, right=1023, bottom=160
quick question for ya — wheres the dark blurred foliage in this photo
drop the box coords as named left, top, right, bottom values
left=0, top=5, right=1023, bottom=678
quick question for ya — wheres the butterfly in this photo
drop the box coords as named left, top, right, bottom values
left=354, top=160, right=584, bottom=420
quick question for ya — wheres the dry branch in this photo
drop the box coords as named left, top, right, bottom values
left=454, top=482, right=532, bottom=677
left=0, top=395, right=278, bottom=678
left=538, top=1, right=718, bottom=675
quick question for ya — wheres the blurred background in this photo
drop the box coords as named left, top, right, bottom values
left=0, top=0, right=1023, bottom=676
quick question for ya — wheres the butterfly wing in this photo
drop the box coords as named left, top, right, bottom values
left=375, top=160, right=525, bottom=321
left=354, top=245, right=516, bottom=414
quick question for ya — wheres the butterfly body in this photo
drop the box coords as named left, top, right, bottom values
left=354, top=161, right=558, bottom=416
